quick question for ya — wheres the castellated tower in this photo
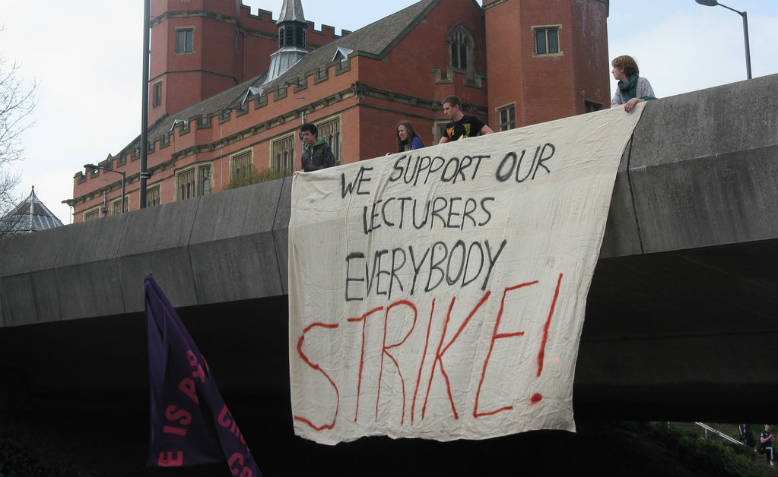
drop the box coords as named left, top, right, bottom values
left=483, top=0, right=610, bottom=129
left=147, top=0, right=279, bottom=125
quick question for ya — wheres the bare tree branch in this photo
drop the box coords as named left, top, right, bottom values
left=0, top=49, right=37, bottom=218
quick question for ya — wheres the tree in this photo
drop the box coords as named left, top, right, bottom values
left=0, top=51, right=36, bottom=219
left=224, top=164, right=290, bottom=190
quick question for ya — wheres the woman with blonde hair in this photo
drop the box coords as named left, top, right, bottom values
left=611, top=55, right=656, bottom=113
left=396, top=120, right=424, bottom=152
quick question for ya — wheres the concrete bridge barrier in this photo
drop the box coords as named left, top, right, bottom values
left=1, top=75, right=775, bottom=422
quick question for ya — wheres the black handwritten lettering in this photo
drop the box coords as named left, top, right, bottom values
left=361, top=195, right=496, bottom=235
left=388, top=154, right=489, bottom=187
left=389, top=155, right=407, bottom=183
left=430, top=197, right=448, bottom=230
left=483, top=240, right=507, bottom=291
left=445, top=240, right=467, bottom=285
left=467, top=155, right=490, bottom=180
left=441, top=158, right=459, bottom=183
left=425, top=157, right=446, bottom=184
left=414, top=156, right=432, bottom=186
left=388, top=248, right=406, bottom=301
left=381, top=197, right=396, bottom=227
left=346, top=253, right=366, bottom=301
left=446, top=197, right=462, bottom=228
left=412, top=199, right=430, bottom=229
left=533, top=143, right=555, bottom=179
left=495, top=145, right=554, bottom=183
left=496, top=152, right=516, bottom=182
left=462, top=198, right=478, bottom=230
left=366, top=250, right=389, bottom=296
left=370, top=200, right=383, bottom=233
left=341, top=166, right=374, bottom=198
left=517, top=148, right=535, bottom=183
left=425, top=242, right=448, bottom=292
left=479, top=198, right=495, bottom=226
left=409, top=245, right=430, bottom=296
left=397, top=197, right=412, bottom=228
left=462, top=242, right=484, bottom=287
left=347, top=240, right=508, bottom=302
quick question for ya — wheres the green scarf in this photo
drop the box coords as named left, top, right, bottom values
left=304, top=137, right=327, bottom=153
left=618, top=74, right=639, bottom=102
left=618, top=74, right=656, bottom=102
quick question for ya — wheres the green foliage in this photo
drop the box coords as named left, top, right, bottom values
left=643, top=422, right=765, bottom=476
left=0, top=437, right=83, bottom=476
left=224, top=164, right=291, bottom=190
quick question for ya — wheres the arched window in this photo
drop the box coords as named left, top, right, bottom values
left=449, top=25, right=473, bottom=71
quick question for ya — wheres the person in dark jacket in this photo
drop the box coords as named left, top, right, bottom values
left=759, top=424, right=776, bottom=466
left=300, top=123, right=335, bottom=172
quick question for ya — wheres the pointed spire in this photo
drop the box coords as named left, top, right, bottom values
left=278, top=0, right=305, bottom=23
left=265, top=0, right=308, bottom=83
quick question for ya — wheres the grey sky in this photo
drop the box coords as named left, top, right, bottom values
left=1, top=0, right=775, bottom=224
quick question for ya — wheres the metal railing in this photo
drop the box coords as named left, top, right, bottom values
left=695, top=422, right=744, bottom=445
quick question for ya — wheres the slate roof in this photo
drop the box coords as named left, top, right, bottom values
left=121, top=0, right=440, bottom=158
left=0, top=187, right=64, bottom=234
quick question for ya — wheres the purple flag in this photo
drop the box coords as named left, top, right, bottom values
left=145, top=275, right=261, bottom=476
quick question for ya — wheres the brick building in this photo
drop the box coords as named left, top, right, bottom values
left=68, top=0, right=609, bottom=222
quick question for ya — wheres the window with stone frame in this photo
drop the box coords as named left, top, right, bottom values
left=316, top=117, right=341, bottom=164
left=177, top=164, right=212, bottom=201
left=449, top=25, right=474, bottom=71
left=111, top=196, right=129, bottom=215
left=83, top=207, right=100, bottom=222
left=197, top=165, right=212, bottom=196
left=230, top=149, right=253, bottom=183
left=433, top=120, right=449, bottom=144
left=497, top=104, right=516, bottom=131
left=178, top=168, right=195, bottom=201
left=533, top=25, right=561, bottom=56
left=176, top=28, right=194, bottom=54
left=153, top=82, right=162, bottom=108
left=271, top=134, right=296, bottom=174
left=147, top=185, right=161, bottom=207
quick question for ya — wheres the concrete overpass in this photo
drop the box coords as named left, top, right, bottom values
left=1, top=75, right=776, bottom=435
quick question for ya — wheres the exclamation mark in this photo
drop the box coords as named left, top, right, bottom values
left=531, top=273, right=563, bottom=405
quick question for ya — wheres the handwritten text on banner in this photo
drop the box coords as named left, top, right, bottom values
left=288, top=105, right=644, bottom=445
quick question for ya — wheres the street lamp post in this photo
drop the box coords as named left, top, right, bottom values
left=84, top=164, right=126, bottom=214
left=695, top=0, right=752, bottom=79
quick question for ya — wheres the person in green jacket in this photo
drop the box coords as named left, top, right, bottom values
left=300, top=123, right=336, bottom=172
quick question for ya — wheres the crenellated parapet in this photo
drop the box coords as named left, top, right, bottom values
left=72, top=0, right=487, bottom=214
left=71, top=53, right=359, bottom=207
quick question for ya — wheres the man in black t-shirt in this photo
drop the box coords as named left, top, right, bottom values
left=439, top=95, right=494, bottom=144
left=759, top=424, right=775, bottom=466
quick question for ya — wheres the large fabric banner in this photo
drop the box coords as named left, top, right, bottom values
left=288, top=105, right=644, bottom=445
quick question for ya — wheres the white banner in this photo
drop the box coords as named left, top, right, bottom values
left=288, top=105, right=644, bottom=445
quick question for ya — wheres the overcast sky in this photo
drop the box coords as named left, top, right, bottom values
left=1, top=0, right=775, bottom=224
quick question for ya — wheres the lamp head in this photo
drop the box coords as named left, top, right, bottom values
left=695, top=0, right=719, bottom=6
left=84, top=163, right=98, bottom=170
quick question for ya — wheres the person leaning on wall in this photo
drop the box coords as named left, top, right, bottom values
left=299, top=122, right=335, bottom=172
left=396, top=120, right=424, bottom=152
left=611, top=55, right=657, bottom=113
left=438, top=95, right=494, bottom=144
